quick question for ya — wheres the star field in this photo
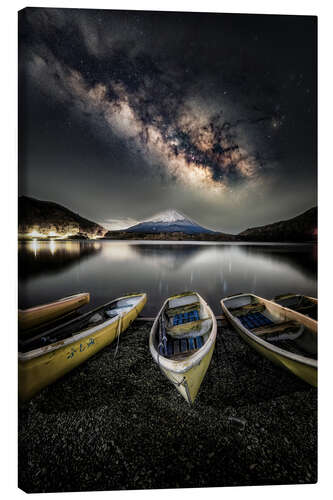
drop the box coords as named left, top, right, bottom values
left=18, top=8, right=317, bottom=232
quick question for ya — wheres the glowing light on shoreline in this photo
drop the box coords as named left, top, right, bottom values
left=21, top=230, right=102, bottom=240
left=27, top=230, right=46, bottom=238
left=23, top=231, right=75, bottom=240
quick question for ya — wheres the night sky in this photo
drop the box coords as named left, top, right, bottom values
left=18, top=8, right=317, bottom=233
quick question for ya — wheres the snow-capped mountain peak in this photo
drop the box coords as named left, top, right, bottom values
left=126, top=209, right=215, bottom=234
left=145, top=209, right=189, bottom=223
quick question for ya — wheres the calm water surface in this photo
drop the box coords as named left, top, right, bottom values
left=18, top=240, right=317, bottom=315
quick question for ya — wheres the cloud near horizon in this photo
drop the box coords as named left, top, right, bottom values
left=102, top=217, right=139, bottom=230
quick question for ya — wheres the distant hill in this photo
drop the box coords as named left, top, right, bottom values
left=125, top=209, right=217, bottom=234
left=18, top=196, right=106, bottom=238
left=238, top=207, right=317, bottom=242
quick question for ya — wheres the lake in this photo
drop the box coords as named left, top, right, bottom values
left=18, top=240, right=317, bottom=316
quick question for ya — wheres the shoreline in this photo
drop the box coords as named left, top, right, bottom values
left=18, top=238, right=317, bottom=245
left=18, top=319, right=317, bottom=493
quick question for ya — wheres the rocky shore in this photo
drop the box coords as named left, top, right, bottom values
left=18, top=320, right=317, bottom=493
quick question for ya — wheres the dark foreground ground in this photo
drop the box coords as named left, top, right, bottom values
left=18, top=319, right=317, bottom=493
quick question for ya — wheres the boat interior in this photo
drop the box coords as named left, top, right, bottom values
left=157, top=293, right=213, bottom=359
left=19, top=295, right=143, bottom=353
left=224, top=294, right=317, bottom=359
left=274, top=294, right=317, bottom=321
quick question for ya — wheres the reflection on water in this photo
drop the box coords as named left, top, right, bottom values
left=19, top=240, right=102, bottom=281
left=131, top=244, right=207, bottom=271
left=238, top=245, right=317, bottom=279
left=18, top=241, right=317, bottom=315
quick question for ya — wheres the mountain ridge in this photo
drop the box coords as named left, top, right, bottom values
left=18, top=195, right=107, bottom=238
left=238, top=206, right=317, bottom=242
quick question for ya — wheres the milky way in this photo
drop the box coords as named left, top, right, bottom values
left=19, top=8, right=317, bottom=231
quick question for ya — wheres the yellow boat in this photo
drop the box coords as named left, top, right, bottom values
left=273, top=293, right=317, bottom=321
left=220, top=293, right=317, bottom=387
left=18, top=292, right=90, bottom=332
left=149, top=291, right=217, bottom=405
left=19, top=292, right=147, bottom=401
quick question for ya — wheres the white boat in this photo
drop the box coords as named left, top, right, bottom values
left=150, top=291, right=217, bottom=404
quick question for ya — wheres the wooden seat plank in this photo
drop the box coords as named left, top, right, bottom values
left=252, top=320, right=300, bottom=336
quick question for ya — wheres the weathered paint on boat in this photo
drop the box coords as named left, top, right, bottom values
left=19, top=293, right=147, bottom=401
left=160, top=340, right=216, bottom=404
left=150, top=291, right=217, bottom=404
left=221, top=293, right=317, bottom=387
left=18, top=292, right=90, bottom=332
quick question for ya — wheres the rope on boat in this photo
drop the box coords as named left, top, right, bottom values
left=170, top=375, right=186, bottom=387
left=156, top=316, right=188, bottom=388
left=157, top=346, right=187, bottom=388
left=113, top=313, right=123, bottom=359
left=113, top=302, right=141, bottom=359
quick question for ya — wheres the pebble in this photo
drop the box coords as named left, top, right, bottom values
left=18, top=322, right=317, bottom=493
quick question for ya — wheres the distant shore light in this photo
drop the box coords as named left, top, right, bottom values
left=27, top=230, right=46, bottom=238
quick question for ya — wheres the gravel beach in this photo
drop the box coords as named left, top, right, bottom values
left=18, top=319, right=317, bottom=492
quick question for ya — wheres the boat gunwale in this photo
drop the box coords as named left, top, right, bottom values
left=18, top=292, right=90, bottom=314
left=19, top=293, right=147, bottom=361
left=221, top=293, right=317, bottom=368
left=149, top=291, right=217, bottom=374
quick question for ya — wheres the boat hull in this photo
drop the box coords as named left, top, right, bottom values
left=231, top=319, right=317, bottom=386
left=161, top=339, right=216, bottom=404
left=221, top=294, right=317, bottom=387
left=18, top=293, right=90, bottom=332
left=150, top=292, right=217, bottom=404
left=19, top=293, right=146, bottom=401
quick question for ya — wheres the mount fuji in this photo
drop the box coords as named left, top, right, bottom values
left=125, top=209, right=216, bottom=234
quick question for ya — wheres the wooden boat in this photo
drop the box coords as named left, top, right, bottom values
left=18, top=293, right=90, bottom=332
left=18, top=292, right=147, bottom=401
left=273, top=293, right=317, bottom=321
left=149, top=292, right=217, bottom=404
left=220, top=293, right=317, bottom=387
